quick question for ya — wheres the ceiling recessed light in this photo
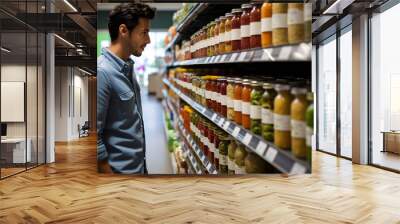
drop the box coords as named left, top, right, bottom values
left=1, top=47, right=11, bottom=53
left=54, top=34, right=75, bottom=48
left=63, top=0, right=78, bottom=12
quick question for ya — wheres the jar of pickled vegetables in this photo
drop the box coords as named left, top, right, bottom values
left=272, top=3, right=288, bottom=46
left=227, top=140, right=237, bottom=175
left=203, top=121, right=210, bottom=157
left=231, top=8, right=242, bottom=51
left=218, top=131, right=230, bottom=174
left=225, top=13, right=233, bottom=53
left=240, top=4, right=252, bottom=50
left=200, top=77, right=207, bottom=107
left=241, top=80, right=252, bottom=130
left=250, top=81, right=263, bottom=135
left=244, top=151, right=270, bottom=173
left=261, top=3, right=272, bottom=48
left=205, top=77, right=213, bottom=109
left=213, top=129, right=220, bottom=168
left=250, top=3, right=261, bottom=48
left=261, top=82, right=277, bottom=142
left=234, top=143, right=247, bottom=174
left=291, top=85, right=308, bottom=159
left=234, top=78, right=243, bottom=125
left=227, top=78, right=236, bottom=121
left=288, top=3, right=304, bottom=44
left=274, top=81, right=293, bottom=150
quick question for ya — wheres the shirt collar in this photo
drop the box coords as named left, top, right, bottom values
left=101, top=47, right=135, bottom=74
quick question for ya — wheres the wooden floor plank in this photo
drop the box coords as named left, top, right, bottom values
left=0, top=135, right=400, bottom=223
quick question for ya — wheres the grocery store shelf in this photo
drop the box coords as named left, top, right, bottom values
left=181, top=144, right=203, bottom=175
left=177, top=120, right=218, bottom=175
left=163, top=78, right=310, bottom=175
left=169, top=42, right=312, bottom=68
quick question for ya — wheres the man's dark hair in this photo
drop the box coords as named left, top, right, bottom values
left=108, top=3, right=155, bottom=42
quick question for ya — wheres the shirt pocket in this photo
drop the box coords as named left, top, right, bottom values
left=116, top=89, right=135, bottom=116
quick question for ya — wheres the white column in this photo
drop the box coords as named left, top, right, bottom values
left=352, top=14, right=369, bottom=164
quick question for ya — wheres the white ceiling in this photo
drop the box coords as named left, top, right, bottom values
left=97, top=3, right=182, bottom=11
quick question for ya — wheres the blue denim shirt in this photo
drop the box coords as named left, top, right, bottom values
left=97, top=47, right=147, bottom=174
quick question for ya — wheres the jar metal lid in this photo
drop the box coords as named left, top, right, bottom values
left=232, top=8, right=243, bottom=14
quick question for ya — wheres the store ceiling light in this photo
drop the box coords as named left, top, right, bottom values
left=78, top=67, right=92, bottom=76
left=1, top=47, right=11, bottom=53
left=323, top=0, right=355, bottom=15
left=54, top=34, right=75, bottom=48
left=63, top=0, right=78, bottom=12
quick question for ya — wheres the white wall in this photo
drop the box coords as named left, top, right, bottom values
left=54, top=67, right=89, bottom=141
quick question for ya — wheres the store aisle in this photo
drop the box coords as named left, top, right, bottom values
left=141, top=89, right=173, bottom=174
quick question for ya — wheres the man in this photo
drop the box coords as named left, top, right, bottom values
left=97, top=3, right=155, bottom=174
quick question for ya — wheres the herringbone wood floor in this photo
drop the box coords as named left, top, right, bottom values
left=0, top=135, right=400, bottom=224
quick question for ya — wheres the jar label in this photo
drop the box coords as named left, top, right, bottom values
left=250, top=105, right=261, bottom=119
left=234, top=99, right=242, bottom=112
left=261, top=17, right=272, bottom=32
left=306, top=126, right=313, bottom=146
left=215, top=147, right=219, bottom=159
left=205, top=90, right=211, bottom=99
left=272, top=13, right=288, bottom=29
left=235, top=164, right=246, bottom=174
left=242, top=101, right=251, bottom=115
left=209, top=143, right=215, bottom=152
left=227, top=97, right=234, bottom=108
left=211, top=91, right=216, bottom=101
left=261, top=108, right=273, bottom=124
left=225, top=31, right=231, bottom=42
left=250, top=21, right=261, bottom=36
left=220, top=155, right=228, bottom=165
left=241, top=25, right=250, bottom=38
left=274, top=113, right=290, bottom=131
left=291, top=119, right=306, bottom=138
left=304, top=3, right=312, bottom=22
left=228, top=158, right=235, bottom=170
left=231, top=29, right=241, bottom=41
left=288, top=9, right=303, bottom=25
left=220, top=32, right=226, bottom=43
left=221, top=95, right=227, bottom=106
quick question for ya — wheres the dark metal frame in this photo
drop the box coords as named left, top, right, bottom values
left=0, top=0, right=47, bottom=180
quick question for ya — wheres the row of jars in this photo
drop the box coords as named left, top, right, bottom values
left=188, top=109, right=278, bottom=174
left=174, top=73, right=313, bottom=162
left=182, top=2, right=312, bottom=60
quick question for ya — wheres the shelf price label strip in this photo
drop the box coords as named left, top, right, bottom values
left=163, top=78, right=310, bottom=175
left=182, top=144, right=202, bottom=174
left=177, top=120, right=217, bottom=174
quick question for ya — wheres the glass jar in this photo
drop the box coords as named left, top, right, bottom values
left=200, top=77, right=207, bottom=107
left=219, top=16, right=226, bottom=55
left=219, top=78, right=228, bottom=118
left=261, top=82, right=277, bottom=142
left=205, top=77, right=213, bottom=109
left=261, top=3, right=272, bottom=48
left=304, top=3, right=312, bottom=42
left=245, top=151, right=270, bottom=173
left=214, top=77, right=221, bottom=114
left=225, top=13, right=233, bottom=53
left=250, top=3, right=262, bottom=48
left=227, top=140, right=237, bottom=175
left=231, top=8, right=242, bottom=51
left=241, top=80, right=252, bottom=130
left=207, top=124, right=215, bottom=163
left=274, top=81, right=293, bottom=150
left=210, top=22, right=216, bottom=56
left=206, top=23, right=212, bottom=57
left=218, top=131, right=230, bottom=174
left=214, top=18, right=220, bottom=56
left=288, top=3, right=304, bottom=44
left=240, top=4, right=252, bottom=50
left=203, top=121, right=209, bottom=157
left=290, top=85, right=308, bottom=159
left=202, top=26, right=208, bottom=57
left=233, top=78, right=243, bottom=125
left=213, top=129, right=220, bottom=169
left=272, top=3, right=288, bottom=46
left=305, top=92, right=314, bottom=163
left=234, top=143, right=247, bottom=174
left=250, top=81, right=263, bottom=135
left=226, top=78, right=236, bottom=121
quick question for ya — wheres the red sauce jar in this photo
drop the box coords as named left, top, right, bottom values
left=250, top=3, right=262, bottom=48
left=219, top=78, right=227, bottom=118
left=240, top=4, right=252, bottom=50
left=231, top=8, right=242, bottom=51
left=206, top=78, right=213, bottom=109
left=215, top=79, right=221, bottom=114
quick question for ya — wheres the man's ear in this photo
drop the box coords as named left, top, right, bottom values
left=119, top=24, right=128, bottom=38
